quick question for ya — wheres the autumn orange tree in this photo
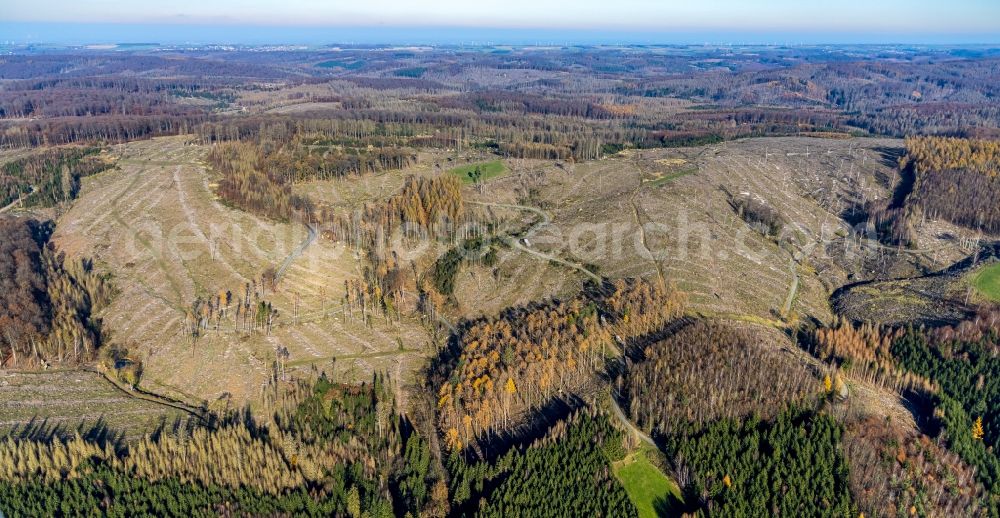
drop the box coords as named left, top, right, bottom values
left=321, top=175, right=465, bottom=248
left=810, top=319, right=936, bottom=393
left=0, top=371, right=448, bottom=517
left=901, top=136, right=1000, bottom=177
left=811, top=314, right=1000, bottom=510
left=878, top=136, right=1000, bottom=237
left=436, top=278, right=684, bottom=450
left=973, top=416, right=985, bottom=441
left=324, top=175, right=468, bottom=321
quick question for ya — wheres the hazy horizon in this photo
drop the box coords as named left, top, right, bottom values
left=3, top=22, right=1000, bottom=47
left=3, top=0, right=1000, bottom=46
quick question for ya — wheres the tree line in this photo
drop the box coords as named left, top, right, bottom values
left=0, top=146, right=115, bottom=208
left=446, top=410, right=636, bottom=517
left=890, top=328, right=1000, bottom=503
left=621, top=320, right=819, bottom=439
left=0, top=217, right=113, bottom=368
left=433, top=278, right=686, bottom=451
left=809, top=312, right=1000, bottom=514
left=904, top=136, right=1000, bottom=235
left=6, top=47, right=1000, bottom=152
left=0, top=371, right=448, bottom=518
left=868, top=136, right=1000, bottom=245
left=843, top=414, right=988, bottom=517
left=664, top=409, right=855, bottom=517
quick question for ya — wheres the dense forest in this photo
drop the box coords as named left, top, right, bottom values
left=0, top=216, right=113, bottom=368
left=620, top=322, right=851, bottom=516
left=447, top=411, right=636, bottom=517
left=612, top=312, right=1000, bottom=517
left=809, top=314, right=1000, bottom=515
left=869, top=136, right=1000, bottom=245
left=843, top=415, right=988, bottom=517
left=905, top=137, right=1000, bottom=235
left=0, top=372, right=446, bottom=518
left=890, top=328, right=1000, bottom=496
left=3, top=44, right=1000, bottom=517
left=622, top=321, right=818, bottom=438
left=433, top=278, right=685, bottom=450
left=0, top=146, right=115, bottom=208
left=663, top=409, right=855, bottom=517
left=4, top=47, right=999, bottom=151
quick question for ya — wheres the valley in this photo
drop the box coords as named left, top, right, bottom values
left=1, top=42, right=998, bottom=517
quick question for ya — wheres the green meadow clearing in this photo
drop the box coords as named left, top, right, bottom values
left=448, top=160, right=506, bottom=184
left=973, top=262, right=1000, bottom=301
left=614, top=447, right=683, bottom=518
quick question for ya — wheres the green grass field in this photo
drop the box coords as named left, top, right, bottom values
left=614, top=448, right=683, bottom=518
left=448, top=160, right=506, bottom=184
left=973, top=262, right=1000, bottom=301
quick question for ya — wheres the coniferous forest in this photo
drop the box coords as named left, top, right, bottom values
left=2, top=39, right=1000, bottom=518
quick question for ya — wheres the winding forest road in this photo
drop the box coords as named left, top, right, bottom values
left=830, top=240, right=1000, bottom=302
left=470, top=200, right=602, bottom=283
left=84, top=366, right=212, bottom=425
left=0, top=186, right=33, bottom=214
left=609, top=390, right=657, bottom=448
left=275, top=223, right=318, bottom=282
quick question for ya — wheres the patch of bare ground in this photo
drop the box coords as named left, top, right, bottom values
left=456, top=137, right=907, bottom=325
left=0, top=370, right=186, bottom=440
left=832, top=275, right=972, bottom=327
left=52, top=136, right=432, bottom=407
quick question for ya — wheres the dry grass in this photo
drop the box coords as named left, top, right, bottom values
left=0, top=370, right=186, bottom=440
left=455, top=137, right=904, bottom=324
left=52, top=136, right=432, bottom=407
left=38, top=135, right=924, bottom=409
left=294, top=151, right=583, bottom=323
left=407, top=137, right=915, bottom=326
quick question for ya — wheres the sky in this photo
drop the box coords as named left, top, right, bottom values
left=2, top=0, right=999, bottom=44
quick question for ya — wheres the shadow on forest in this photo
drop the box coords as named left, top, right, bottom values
left=654, top=492, right=690, bottom=517
left=150, top=413, right=211, bottom=441
left=6, top=412, right=207, bottom=451
left=872, top=145, right=905, bottom=171
left=838, top=145, right=907, bottom=227
left=474, top=394, right=585, bottom=460
left=901, top=388, right=942, bottom=439
left=7, top=415, right=127, bottom=449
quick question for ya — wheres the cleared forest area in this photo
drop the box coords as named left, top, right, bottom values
left=0, top=370, right=186, bottom=440
left=51, top=136, right=432, bottom=406
left=2, top=44, right=999, bottom=516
